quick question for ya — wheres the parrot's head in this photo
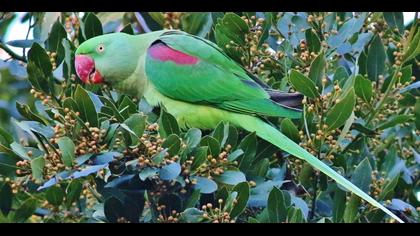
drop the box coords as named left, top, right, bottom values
left=75, top=33, right=138, bottom=85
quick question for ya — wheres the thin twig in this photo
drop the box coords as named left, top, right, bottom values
left=22, top=13, right=33, bottom=59
left=0, top=42, right=27, bottom=62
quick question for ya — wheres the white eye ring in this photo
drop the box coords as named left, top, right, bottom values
left=97, top=44, right=105, bottom=53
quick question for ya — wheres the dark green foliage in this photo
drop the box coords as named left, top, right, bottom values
left=0, top=12, right=418, bottom=223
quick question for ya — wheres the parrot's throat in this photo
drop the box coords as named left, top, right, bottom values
left=112, top=54, right=148, bottom=98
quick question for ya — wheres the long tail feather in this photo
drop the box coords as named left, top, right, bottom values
left=235, top=115, right=404, bottom=223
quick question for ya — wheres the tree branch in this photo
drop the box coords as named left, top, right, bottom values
left=134, top=12, right=151, bottom=33
left=0, top=42, right=27, bottom=62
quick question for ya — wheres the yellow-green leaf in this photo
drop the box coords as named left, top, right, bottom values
left=57, top=137, right=75, bottom=167
left=289, top=70, right=320, bottom=99
left=354, top=75, right=373, bottom=103
left=325, top=88, right=356, bottom=130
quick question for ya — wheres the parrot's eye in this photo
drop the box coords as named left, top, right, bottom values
left=96, top=44, right=105, bottom=53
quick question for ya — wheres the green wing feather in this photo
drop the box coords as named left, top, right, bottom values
left=145, top=31, right=301, bottom=119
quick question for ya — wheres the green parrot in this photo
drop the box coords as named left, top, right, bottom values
left=75, top=30, right=403, bottom=223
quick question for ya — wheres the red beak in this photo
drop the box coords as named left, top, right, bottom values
left=75, top=55, right=104, bottom=84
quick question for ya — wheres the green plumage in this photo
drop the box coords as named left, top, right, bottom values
left=75, top=30, right=404, bottom=223
left=145, top=31, right=301, bottom=119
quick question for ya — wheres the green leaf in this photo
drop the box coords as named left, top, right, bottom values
left=6, top=39, right=36, bottom=48
left=0, top=183, right=12, bottom=215
left=399, top=64, right=412, bottom=84
left=120, top=24, right=134, bottom=35
left=62, top=38, right=75, bottom=80
left=0, top=127, right=14, bottom=146
left=139, top=167, right=158, bottom=181
left=0, top=127, right=14, bottom=154
left=376, top=114, right=413, bottom=130
left=190, top=146, right=208, bottom=171
left=162, top=134, right=181, bottom=156
left=123, top=113, right=146, bottom=145
left=308, top=51, right=326, bottom=84
left=255, top=139, right=278, bottom=162
left=0, top=153, right=19, bottom=176
left=200, top=136, right=221, bottom=157
left=287, top=207, right=305, bottom=223
left=214, top=170, right=246, bottom=186
left=45, top=186, right=65, bottom=206
left=82, top=13, right=103, bottom=39
left=383, top=12, right=404, bottom=35
left=46, top=19, right=67, bottom=65
left=27, top=42, right=52, bottom=77
left=298, top=163, right=313, bottom=189
left=65, top=180, right=83, bottom=208
left=16, top=102, right=48, bottom=125
left=333, top=187, right=346, bottom=222
left=280, top=118, right=300, bottom=143
left=327, top=13, right=367, bottom=49
left=12, top=198, right=37, bottom=223
left=358, top=50, right=368, bottom=76
left=181, top=13, right=213, bottom=37
left=214, top=12, right=249, bottom=63
left=211, top=121, right=227, bottom=146
left=267, top=187, right=291, bottom=223
left=215, top=12, right=249, bottom=45
left=227, top=149, right=244, bottom=162
left=225, top=125, right=238, bottom=149
left=62, top=97, right=78, bottom=111
left=124, top=113, right=146, bottom=138
left=237, top=132, right=257, bottom=172
left=152, top=149, right=167, bottom=165
left=184, top=190, right=201, bottom=210
left=27, top=43, right=52, bottom=93
left=158, top=110, right=180, bottom=138
left=367, top=34, right=386, bottom=81
left=223, top=191, right=238, bottom=213
left=159, top=162, right=181, bottom=181
left=185, top=128, right=202, bottom=149
left=351, top=158, right=372, bottom=193
left=351, top=123, right=376, bottom=136
left=180, top=208, right=205, bottom=223
left=57, top=136, right=75, bottom=167
left=334, top=66, right=350, bottom=87
left=354, top=75, right=373, bottom=103
left=325, top=88, right=356, bottom=130
left=289, top=70, right=320, bottom=99
left=74, top=85, right=98, bottom=127
left=229, top=182, right=250, bottom=218
left=305, top=29, right=321, bottom=53
left=99, top=96, right=125, bottom=123
left=415, top=98, right=420, bottom=130
left=117, top=98, right=135, bottom=119
left=249, top=158, right=270, bottom=177
left=148, top=12, right=165, bottom=26
left=30, top=156, right=45, bottom=183
left=343, top=194, right=361, bottom=223
left=403, top=27, right=420, bottom=63
left=193, top=176, right=218, bottom=194
left=379, top=176, right=399, bottom=200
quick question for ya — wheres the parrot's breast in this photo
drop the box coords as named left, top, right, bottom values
left=143, top=85, right=234, bottom=130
